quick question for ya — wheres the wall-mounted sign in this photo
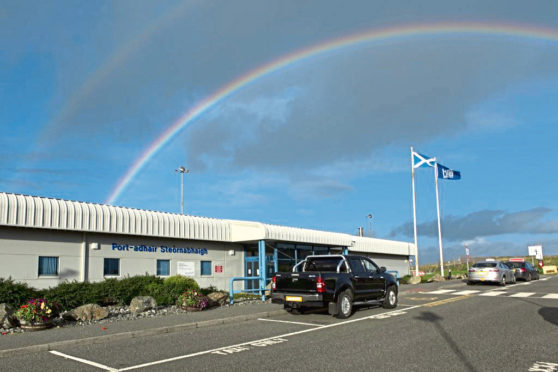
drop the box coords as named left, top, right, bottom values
left=111, top=243, right=208, bottom=256
left=215, top=265, right=223, bottom=273
left=177, top=261, right=195, bottom=277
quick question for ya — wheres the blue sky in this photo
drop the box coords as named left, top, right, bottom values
left=2, top=1, right=558, bottom=264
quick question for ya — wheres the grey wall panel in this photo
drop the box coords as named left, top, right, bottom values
left=359, top=253, right=411, bottom=277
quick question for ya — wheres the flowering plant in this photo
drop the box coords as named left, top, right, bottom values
left=14, top=298, right=57, bottom=323
left=177, top=290, right=209, bottom=310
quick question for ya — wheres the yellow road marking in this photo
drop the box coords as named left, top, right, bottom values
left=423, top=295, right=470, bottom=307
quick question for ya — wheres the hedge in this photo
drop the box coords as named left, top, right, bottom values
left=0, top=278, right=39, bottom=307
left=0, top=275, right=203, bottom=311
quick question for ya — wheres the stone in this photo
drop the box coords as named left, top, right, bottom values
left=69, top=304, right=109, bottom=321
left=129, top=296, right=157, bottom=315
left=426, top=274, right=445, bottom=283
left=408, top=276, right=422, bottom=285
left=0, top=303, right=17, bottom=329
left=206, top=292, right=229, bottom=307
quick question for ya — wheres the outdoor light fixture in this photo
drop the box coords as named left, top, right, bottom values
left=175, top=166, right=191, bottom=215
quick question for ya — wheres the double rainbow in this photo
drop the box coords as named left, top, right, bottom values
left=105, top=21, right=558, bottom=204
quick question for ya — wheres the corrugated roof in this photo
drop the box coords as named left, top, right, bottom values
left=262, top=223, right=352, bottom=246
left=0, top=193, right=230, bottom=242
left=0, top=192, right=414, bottom=255
left=350, top=236, right=416, bottom=256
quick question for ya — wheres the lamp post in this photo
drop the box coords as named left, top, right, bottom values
left=175, top=166, right=190, bottom=214
left=367, top=214, right=373, bottom=237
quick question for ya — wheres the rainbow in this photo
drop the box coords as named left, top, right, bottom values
left=37, top=1, right=194, bottom=145
left=105, top=21, right=558, bottom=204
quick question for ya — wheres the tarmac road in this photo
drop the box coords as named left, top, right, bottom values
left=1, top=276, right=557, bottom=371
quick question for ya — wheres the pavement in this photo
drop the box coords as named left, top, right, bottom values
left=0, top=301, right=285, bottom=358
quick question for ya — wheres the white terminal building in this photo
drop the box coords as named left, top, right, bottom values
left=0, top=192, right=416, bottom=293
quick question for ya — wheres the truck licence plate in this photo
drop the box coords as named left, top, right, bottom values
left=286, top=296, right=302, bottom=302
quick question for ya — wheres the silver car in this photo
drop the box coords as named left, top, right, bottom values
left=467, top=260, right=516, bottom=285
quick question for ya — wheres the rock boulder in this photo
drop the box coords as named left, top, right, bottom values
left=206, top=292, right=229, bottom=307
left=408, top=276, right=422, bottom=285
left=69, top=304, right=109, bottom=321
left=129, top=296, right=157, bottom=315
left=427, top=274, right=445, bottom=283
left=0, top=303, right=17, bottom=329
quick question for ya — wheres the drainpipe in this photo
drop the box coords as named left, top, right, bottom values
left=80, top=232, right=88, bottom=282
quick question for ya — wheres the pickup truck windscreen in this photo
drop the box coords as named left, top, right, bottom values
left=304, top=257, right=347, bottom=272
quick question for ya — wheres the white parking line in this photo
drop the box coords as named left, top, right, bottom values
left=451, top=290, right=480, bottom=296
left=541, top=294, right=558, bottom=299
left=49, top=351, right=117, bottom=371
left=257, top=318, right=324, bottom=327
left=479, top=291, right=506, bottom=296
left=114, top=306, right=422, bottom=371
left=509, top=292, right=535, bottom=297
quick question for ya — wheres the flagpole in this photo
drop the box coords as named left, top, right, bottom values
left=434, top=162, right=445, bottom=277
left=410, top=146, right=419, bottom=276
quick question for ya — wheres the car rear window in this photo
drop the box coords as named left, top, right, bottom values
left=304, top=257, right=344, bottom=272
left=505, top=262, right=523, bottom=268
left=472, top=262, right=497, bottom=268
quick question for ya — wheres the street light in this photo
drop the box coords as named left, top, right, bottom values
left=367, top=214, right=373, bottom=237
left=175, top=166, right=190, bottom=214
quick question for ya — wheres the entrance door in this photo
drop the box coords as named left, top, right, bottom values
left=245, top=257, right=260, bottom=290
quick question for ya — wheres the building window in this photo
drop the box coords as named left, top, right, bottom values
left=104, top=258, right=120, bottom=276
left=201, top=261, right=212, bottom=276
left=157, top=260, right=170, bottom=276
left=38, top=256, right=58, bottom=276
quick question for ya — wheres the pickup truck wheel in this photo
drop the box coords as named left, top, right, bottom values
left=336, top=290, right=353, bottom=319
left=383, top=286, right=398, bottom=309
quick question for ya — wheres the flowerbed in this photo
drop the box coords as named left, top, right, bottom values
left=14, top=298, right=58, bottom=325
left=177, top=290, right=209, bottom=310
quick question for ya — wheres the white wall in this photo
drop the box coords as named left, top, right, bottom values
left=0, top=226, right=244, bottom=291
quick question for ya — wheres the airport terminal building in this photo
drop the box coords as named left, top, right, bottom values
left=0, top=192, right=416, bottom=292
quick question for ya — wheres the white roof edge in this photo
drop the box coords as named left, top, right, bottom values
left=0, top=192, right=415, bottom=256
left=0, top=192, right=230, bottom=242
left=350, top=236, right=416, bottom=256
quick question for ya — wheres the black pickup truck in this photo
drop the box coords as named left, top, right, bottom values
left=271, top=254, right=398, bottom=318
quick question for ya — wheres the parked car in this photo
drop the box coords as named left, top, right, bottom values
left=468, top=260, right=516, bottom=285
left=271, top=255, right=398, bottom=319
left=504, top=261, right=540, bottom=281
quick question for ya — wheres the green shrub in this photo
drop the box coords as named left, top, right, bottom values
left=162, top=276, right=199, bottom=303
left=90, top=275, right=164, bottom=305
left=420, top=273, right=436, bottom=283
left=399, top=275, right=412, bottom=285
left=91, top=278, right=121, bottom=306
left=199, top=285, right=218, bottom=296
left=0, top=274, right=199, bottom=310
left=145, top=282, right=173, bottom=306
left=42, top=281, right=98, bottom=311
left=0, top=278, right=39, bottom=307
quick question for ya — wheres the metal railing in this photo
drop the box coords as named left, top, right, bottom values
left=229, top=276, right=269, bottom=304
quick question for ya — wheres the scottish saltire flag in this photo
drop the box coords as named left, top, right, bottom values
left=437, top=163, right=461, bottom=180
left=412, top=151, right=436, bottom=169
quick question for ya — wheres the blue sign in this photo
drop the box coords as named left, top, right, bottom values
left=112, top=243, right=208, bottom=256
